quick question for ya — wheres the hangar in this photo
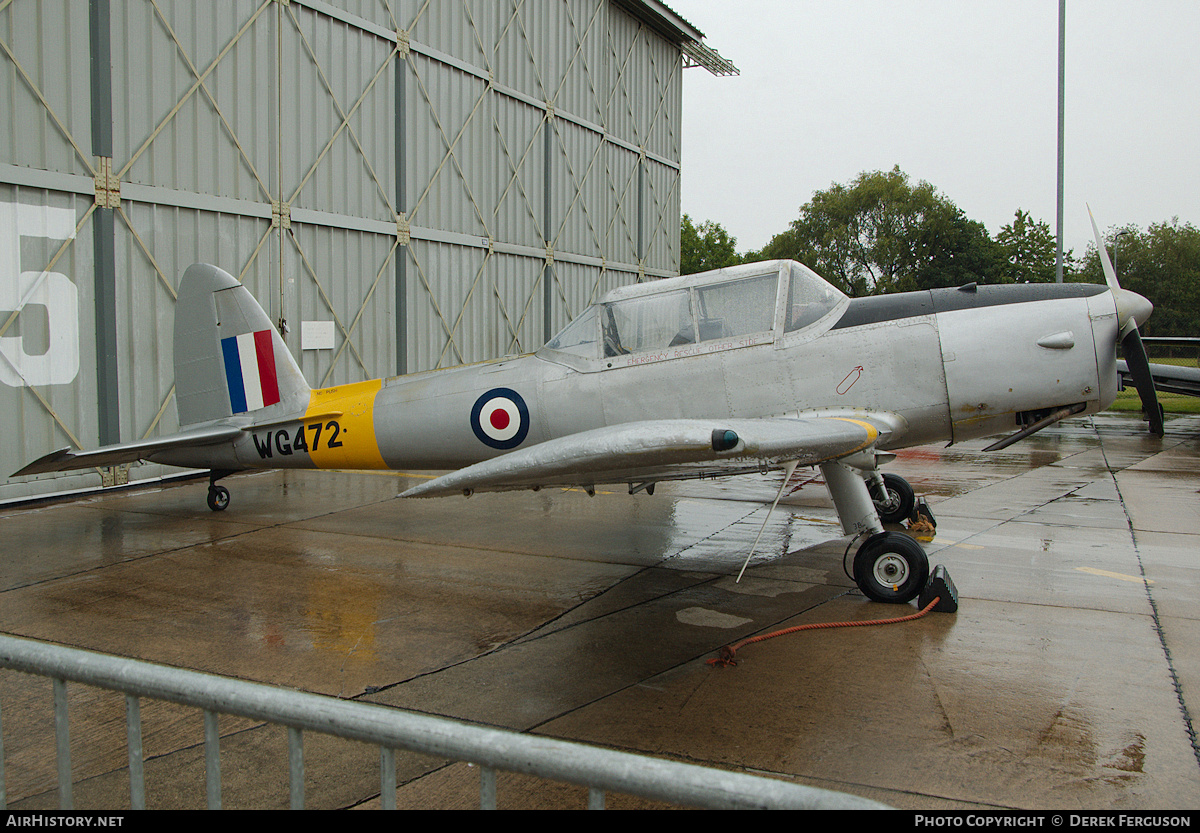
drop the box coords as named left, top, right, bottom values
left=0, top=0, right=735, bottom=502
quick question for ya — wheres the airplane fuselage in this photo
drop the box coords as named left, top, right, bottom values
left=154, top=279, right=1119, bottom=480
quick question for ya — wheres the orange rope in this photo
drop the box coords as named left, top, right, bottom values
left=707, top=596, right=941, bottom=668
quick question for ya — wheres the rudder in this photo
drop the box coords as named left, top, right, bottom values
left=174, top=264, right=309, bottom=426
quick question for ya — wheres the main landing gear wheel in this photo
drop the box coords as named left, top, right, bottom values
left=853, top=531, right=929, bottom=604
left=871, top=472, right=915, bottom=524
left=207, top=484, right=230, bottom=512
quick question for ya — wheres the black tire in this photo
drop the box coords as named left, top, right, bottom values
left=871, top=473, right=915, bottom=524
left=207, top=484, right=230, bottom=512
left=853, top=531, right=929, bottom=604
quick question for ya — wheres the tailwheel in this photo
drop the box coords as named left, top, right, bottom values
left=207, top=484, right=230, bottom=512
left=870, top=472, right=915, bottom=525
left=853, top=531, right=929, bottom=604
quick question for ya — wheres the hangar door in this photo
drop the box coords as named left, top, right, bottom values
left=2, top=0, right=686, bottom=503
left=1, top=0, right=400, bottom=501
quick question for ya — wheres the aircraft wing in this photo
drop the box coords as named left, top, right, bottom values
left=401, top=416, right=888, bottom=498
left=11, top=425, right=244, bottom=477
left=1117, top=360, right=1200, bottom=398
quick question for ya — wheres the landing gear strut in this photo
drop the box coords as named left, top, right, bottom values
left=820, top=458, right=929, bottom=604
left=869, top=472, right=915, bottom=525
left=206, top=470, right=235, bottom=512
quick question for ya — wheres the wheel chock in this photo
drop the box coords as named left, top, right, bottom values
left=919, top=564, right=958, bottom=613
left=909, top=497, right=936, bottom=528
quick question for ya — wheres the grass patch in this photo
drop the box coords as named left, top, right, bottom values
left=1107, top=354, right=1200, bottom=414
left=1108, top=388, right=1200, bottom=414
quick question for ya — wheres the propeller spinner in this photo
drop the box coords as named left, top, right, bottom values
left=1089, top=207, right=1163, bottom=436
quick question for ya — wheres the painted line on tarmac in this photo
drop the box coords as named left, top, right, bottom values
left=1076, top=566, right=1152, bottom=584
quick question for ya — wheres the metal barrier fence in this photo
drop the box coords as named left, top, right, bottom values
left=0, top=634, right=886, bottom=810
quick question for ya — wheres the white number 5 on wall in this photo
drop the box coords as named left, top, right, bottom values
left=0, top=202, right=80, bottom=388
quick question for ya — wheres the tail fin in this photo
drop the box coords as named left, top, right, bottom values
left=174, top=264, right=310, bottom=427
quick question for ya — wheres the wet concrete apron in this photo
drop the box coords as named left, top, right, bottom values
left=1, top=413, right=1198, bottom=809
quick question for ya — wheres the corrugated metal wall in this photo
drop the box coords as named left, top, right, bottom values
left=1, top=0, right=684, bottom=502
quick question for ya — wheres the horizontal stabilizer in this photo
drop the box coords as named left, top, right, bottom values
left=401, top=416, right=885, bottom=498
left=12, top=425, right=244, bottom=477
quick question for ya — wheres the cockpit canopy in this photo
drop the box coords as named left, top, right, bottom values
left=541, top=260, right=847, bottom=364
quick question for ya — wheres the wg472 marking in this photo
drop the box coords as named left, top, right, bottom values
left=252, top=421, right=344, bottom=459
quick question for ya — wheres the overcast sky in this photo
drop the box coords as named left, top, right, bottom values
left=671, top=0, right=1200, bottom=262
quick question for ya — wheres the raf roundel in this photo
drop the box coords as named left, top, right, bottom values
left=470, top=388, right=530, bottom=450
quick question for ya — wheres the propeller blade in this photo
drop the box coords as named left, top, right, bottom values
left=1088, top=204, right=1120, bottom=291
left=1121, top=327, right=1165, bottom=437
left=1089, top=207, right=1162, bottom=435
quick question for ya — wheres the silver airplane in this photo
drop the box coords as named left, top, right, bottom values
left=13, top=221, right=1159, bottom=605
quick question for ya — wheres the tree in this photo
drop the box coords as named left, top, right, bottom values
left=756, top=167, right=1005, bottom=296
left=996, top=209, right=1063, bottom=283
left=680, top=214, right=740, bottom=275
left=1074, top=219, right=1200, bottom=338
